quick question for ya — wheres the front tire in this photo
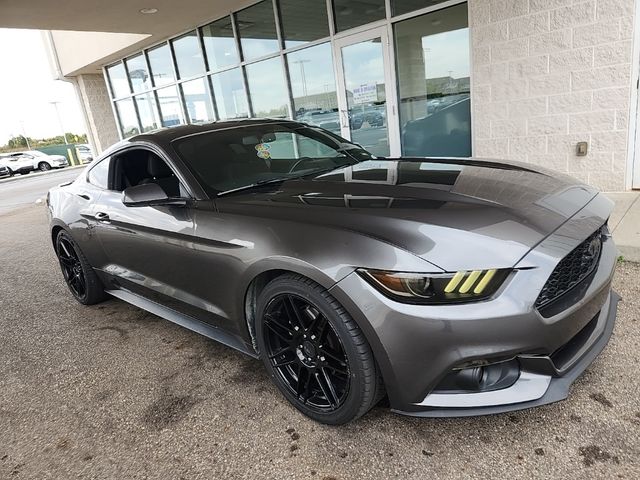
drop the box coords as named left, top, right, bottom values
left=55, top=230, right=108, bottom=305
left=256, top=274, right=384, bottom=424
left=39, top=162, right=52, bottom=171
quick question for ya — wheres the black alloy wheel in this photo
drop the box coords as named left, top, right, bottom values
left=57, top=236, right=87, bottom=299
left=256, top=274, right=384, bottom=424
left=39, top=162, right=52, bottom=171
left=263, top=293, right=350, bottom=412
left=55, top=231, right=108, bottom=305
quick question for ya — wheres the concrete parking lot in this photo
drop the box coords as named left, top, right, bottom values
left=1, top=202, right=639, bottom=479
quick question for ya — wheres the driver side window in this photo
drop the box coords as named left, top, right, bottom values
left=111, top=148, right=186, bottom=198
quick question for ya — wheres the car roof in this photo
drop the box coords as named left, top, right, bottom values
left=99, top=118, right=314, bottom=159
left=132, top=118, right=302, bottom=143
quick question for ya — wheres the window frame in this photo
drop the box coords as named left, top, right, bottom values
left=103, top=143, right=201, bottom=199
left=86, top=156, right=112, bottom=190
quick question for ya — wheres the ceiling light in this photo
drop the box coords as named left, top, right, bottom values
left=139, top=8, right=158, bottom=14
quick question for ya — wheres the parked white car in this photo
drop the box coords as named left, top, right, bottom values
left=75, top=144, right=95, bottom=163
left=0, top=150, right=68, bottom=175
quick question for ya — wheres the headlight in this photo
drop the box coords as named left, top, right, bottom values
left=357, top=268, right=511, bottom=304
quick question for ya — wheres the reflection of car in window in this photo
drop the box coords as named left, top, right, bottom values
left=402, top=94, right=471, bottom=157
left=297, top=110, right=341, bottom=134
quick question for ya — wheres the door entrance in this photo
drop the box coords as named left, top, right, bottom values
left=333, top=27, right=400, bottom=157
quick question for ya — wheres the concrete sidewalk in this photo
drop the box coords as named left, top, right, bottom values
left=607, top=191, right=640, bottom=262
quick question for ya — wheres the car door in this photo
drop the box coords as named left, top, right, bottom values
left=90, top=146, right=221, bottom=323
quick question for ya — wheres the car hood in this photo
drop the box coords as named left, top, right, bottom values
left=216, top=159, right=599, bottom=271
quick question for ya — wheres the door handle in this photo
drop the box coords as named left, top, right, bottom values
left=76, top=193, right=91, bottom=200
left=94, top=212, right=110, bottom=223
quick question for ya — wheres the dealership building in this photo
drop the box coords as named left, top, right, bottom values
left=3, top=0, right=640, bottom=190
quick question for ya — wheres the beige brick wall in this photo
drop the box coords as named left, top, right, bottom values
left=75, top=74, right=119, bottom=154
left=469, top=0, right=636, bottom=190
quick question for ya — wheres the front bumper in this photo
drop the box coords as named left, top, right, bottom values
left=329, top=193, right=618, bottom=416
left=400, top=289, right=618, bottom=417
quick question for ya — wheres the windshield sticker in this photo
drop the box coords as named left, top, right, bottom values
left=255, top=143, right=271, bottom=159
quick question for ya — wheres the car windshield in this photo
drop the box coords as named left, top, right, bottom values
left=27, top=151, right=45, bottom=157
left=173, top=123, right=373, bottom=195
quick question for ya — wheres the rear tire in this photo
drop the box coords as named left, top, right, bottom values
left=256, top=274, right=384, bottom=424
left=55, top=230, right=108, bottom=305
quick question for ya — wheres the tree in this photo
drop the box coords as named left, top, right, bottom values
left=7, top=135, right=28, bottom=148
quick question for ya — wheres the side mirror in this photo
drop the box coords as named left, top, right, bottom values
left=122, top=183, right=188, bottom=207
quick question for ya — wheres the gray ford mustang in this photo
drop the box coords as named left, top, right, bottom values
left=47, top=119, right=618, bottom=424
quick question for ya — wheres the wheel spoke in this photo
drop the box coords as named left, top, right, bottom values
left=295, top=365, right=309, bottom=398
left=264, top=312, right=296, bottom=341
left=311, top=315, right=328, bottom=341
left=68, top=275, right=81, bottom=294
left=76, top=273, right=86, bottom=293
left=316, top=368, right=339, bottom=409
left=59, top=241, right=73, bottom=259
left=324, top=364, right=349, bottom=376
left=272, top=357, right=297, bottom=368
left=58, top=255, right=74, bottom=266
left=319, top=346, right=346, bottom=366
left=282, top=295, right=305, bottom=331
left=268, top=345, right=293, bottom=359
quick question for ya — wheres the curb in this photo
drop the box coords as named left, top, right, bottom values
left=616, top=245, right=640, bottom=263
left=0, top=165, right=86, bottom=185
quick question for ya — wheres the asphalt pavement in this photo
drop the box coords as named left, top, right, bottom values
left=0, top=167, right=83, bottom=215
left=0, top=204, right=639, bottom=479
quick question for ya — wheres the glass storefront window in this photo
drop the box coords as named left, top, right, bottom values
left=172, top=31, right=205, bottom=79
left=182, top=78, right=215, bottom=123
left=391, top=0, right=449, bottom=17
left=107, top=63, right=129, bottom=98
left=245, top=57, right=289, bottom=118
left=157, top=86, right=184, bottom=127
left=333, top=0, right=385, bottom=32
left=115, top=98, right=139, bottom=137
left=341, top=39, right=389, bottom=157
left=134, top=93, right=159, bottom=132
left=236, top=1, right=279, bottom=61
left=126, top=54, right=151, bottom=93
left=148, top=44, right=175, bottom=87
left=279, top=0, right=330, bottom=49
left=211, top=68, right=249, bottom=119
left=201, top=17, right=239, bottom=70
left=288, top=43, right=339, bottom=134
left=394, top=3, right=471, bottom=157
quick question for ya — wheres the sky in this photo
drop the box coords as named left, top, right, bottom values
left=0, top=29, right=86, bottom=145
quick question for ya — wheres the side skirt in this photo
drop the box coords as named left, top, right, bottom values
left=105, top=288, right=258, bottom=359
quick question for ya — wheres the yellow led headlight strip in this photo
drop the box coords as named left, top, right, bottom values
left=444, top=269, right=498, bottom=295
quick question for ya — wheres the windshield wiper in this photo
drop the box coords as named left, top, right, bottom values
left=216, top=176, right=294, bottom=197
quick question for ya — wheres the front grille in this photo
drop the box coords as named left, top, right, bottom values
left=535, top=226, right=604, bottom=309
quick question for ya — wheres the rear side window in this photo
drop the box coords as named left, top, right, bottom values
left=88, top=157, right=110, bottom=189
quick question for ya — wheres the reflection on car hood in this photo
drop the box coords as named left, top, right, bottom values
left=216, top=158, right=599, bottom=270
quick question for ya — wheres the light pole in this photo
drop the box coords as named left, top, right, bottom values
left=19, top=120, right=31, bottom=149
left=291, top=59, right=311, bottom=98
left=50, top=101, right=69, bottom=145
